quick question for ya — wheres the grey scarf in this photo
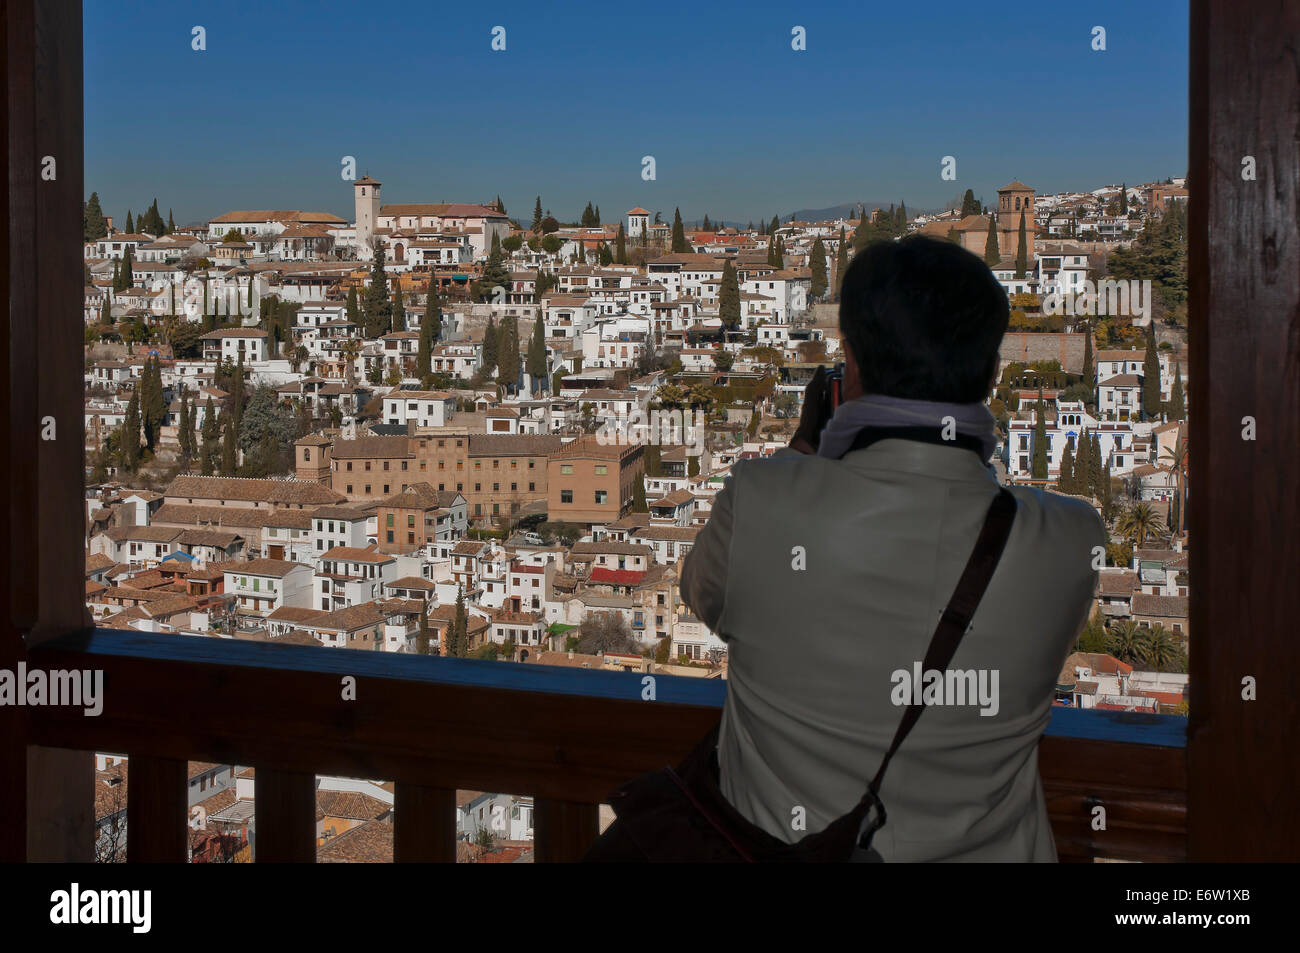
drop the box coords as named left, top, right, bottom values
left=815, top=394, right=998, bottom=463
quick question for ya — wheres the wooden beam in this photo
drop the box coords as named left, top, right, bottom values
left=1187, top=0, right=1300, bottom=861
left=394, top=784, right=455, bottom=863
left=256, top=768, right=316, bottom=862
left=126, top=757, right=188, bottom=862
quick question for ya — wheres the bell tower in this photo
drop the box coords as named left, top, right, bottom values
left=354, top=175, right=381, bottom=260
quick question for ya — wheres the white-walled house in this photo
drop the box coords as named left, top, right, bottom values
left=224, top=559, right=314, bottom=617
left=382, top=390, right=456, bottom=429
left=200, top=328, right=268, bottom=364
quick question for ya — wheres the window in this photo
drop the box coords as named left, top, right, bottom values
left=595, top=490, right=607, bottom=504
left=595, top=465, right=607, bottom=475
left=346, top=485, right=353, bottom=494
left=561, top=464, right=573, bottom=475
left=561, top=490, right=573, bottom=503
left=386, top=531, right=393, bottom=543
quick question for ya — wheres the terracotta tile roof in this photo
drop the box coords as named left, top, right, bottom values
left=467, top=433, right=564, bottom=457
left=317, top=818, right=394, bottom=863
left=316, top=790, right=392, bottom=822
left=328, top=435, right=414, bottom=460
left=224, top=558, right=311, bottom=578
left=165, top=475, right=346, bottom=506
left=1131, top=594, right=1189, bottom=619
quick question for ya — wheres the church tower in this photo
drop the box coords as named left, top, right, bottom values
left=354, top=175, right=381, bottom=260
left=295, top=434, right=333, bottom=485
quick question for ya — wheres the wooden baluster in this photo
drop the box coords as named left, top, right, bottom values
left=394, top=783, right=455, bottom=862
left=126, top=756, right=188, bottom=863
left=256, top=768, right=316, bottom=862
left=533, top=798, right=599, bottom=862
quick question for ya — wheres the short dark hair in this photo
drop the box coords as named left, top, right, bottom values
left=838, top=235, right=1009, bottom=403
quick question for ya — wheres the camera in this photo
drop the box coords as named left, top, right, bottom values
left=825, top=362, right=846, bottom=411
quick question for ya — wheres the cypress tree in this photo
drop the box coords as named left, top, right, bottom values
left=497, top=315, right=520, bottom=393
left=809, top=237, right=827, bottom=299
left=122, top=391, right=142, bottom=471
left=1102, top=460, right=1113, bottom=510
left=231, top=353, right=246, bottom=430
left=125, top=210, right=134, bottom=234
left=769, top=215, right=780, bottom=236
left=167, top=208, right=175, bottom=233
left=112, top=259, right=121, bottom=292
left=960, top=189, right=981, bottom=218
left=984, top=216, right=1000, bottom=266
left=364, top=243, right=392, bottom=336
left=1015, top=210, right=1028, bottom=278
left=449, top=585, right=468, bottom=657
left=416, top=608, right=430, bottom=655
left=615, top=223, right=627, bottom=264
left=632, top=475, right=648, bottom=513
left=1118, top=183, right=1128, bottom=216
left=532, top=197, right=543, bottom=232
left=1058, top=440, right=1074, bottom=493
left=418, top=282, right=438, bottom=377
left=671, top=208, right=689, bottom=253
left=526, top=313, right=547, bottom=393
left=100, top=291, right=112, bottom=326
left=220, top=412, right=237, bottom=476
left=121, top=247, right=134, bottom=289
left=392, top=285, right=405, bottom=333
left=594, top=205, right=600, bottom=225
left=719, top=260, right=740, bottom=330
left=346, top=284, right=360, bottom=326
left=84, top=192, right=108, bottom=241
left=1031, top=393, right=1049, bottom=479
left=200, top=397, right=218, bottom=475
left=1075, top=428, right=1092, bottom=496
left=178, top=391, right=192, bottom=459
left=1142, top=324, right=1162, bottom=419
left=1168, top=362, right=1185, bottom=419
left=1082, top=322, right=1094, bottom=383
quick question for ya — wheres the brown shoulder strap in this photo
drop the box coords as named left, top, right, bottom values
left=868, top=487, right=1017, bottom=795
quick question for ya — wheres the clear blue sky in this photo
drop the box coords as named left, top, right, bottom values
left=85, top=0, right=1188, bottom=227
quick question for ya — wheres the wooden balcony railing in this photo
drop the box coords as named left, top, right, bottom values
left=27, top=628, right=1186, bottom=862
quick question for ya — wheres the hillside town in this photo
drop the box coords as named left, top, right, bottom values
left=82, top=176, right=1191, bottom=858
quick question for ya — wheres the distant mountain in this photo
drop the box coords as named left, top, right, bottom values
left=679, top=201, right=945, bottom=231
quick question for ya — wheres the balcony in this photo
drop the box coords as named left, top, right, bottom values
left=25, top=627, right=1185, bottom=862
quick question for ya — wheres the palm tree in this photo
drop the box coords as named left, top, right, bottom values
left=685, top=383, right=715, bottom=413
left=1137, top=624, right=1186, bottom=673
left=339, top=339, right=362, bottom=389
left=1116, top=502, right=1165, bottom=546
left=654, top=383, right=687, bottom=410
left=1106, top=620, right=1147, bottom=666
left=1159, top=436, right=1188, bottom=536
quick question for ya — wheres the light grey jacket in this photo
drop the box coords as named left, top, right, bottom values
left=679, top=440, right=1104, bottom=861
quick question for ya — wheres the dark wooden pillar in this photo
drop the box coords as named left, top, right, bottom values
left=1187, top=0, right=1300, bottom=861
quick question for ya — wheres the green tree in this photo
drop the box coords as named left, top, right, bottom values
left=834, top=227, right=848, bottom=300
left=84, top=192, right=108, bottom=241
left=983, top=215, right=1000, bottom=266
left=449, top=585, right=468, bottom=657
left=960, top=189, right=981, bottom=218
left=670, top=208, right=689, bottom=253
left=122, top=391, right=142, bottom=471
left=200, top=397, right=219, bottom=475
left=1116, top=502, right=1165, bottom=546
left=497, top=315, right=520, bottom=393
left=119, top=247, right=135, bottom=290
left=346, top=284, right=360, bottom=326
left=1118, top=182, right=1128, bottom=216
left=1031, top=393, right=1049, bottom=479
left=416, top=608, right=431, bottom=655
left=526, top=313, right=547, bottom=394
left=719, top=260, right=741, bottom=331
left=631, top=476, right=648, bottom=513
left=418, top=282, right=439, bottom=377
left=1081, top=322, right=1094, bottom=383
left=125, top=210, right=134, bottom=234
left=392, top=285, right=405, bottom=333
left=1106, top=620, right=1146, bottom=666
left=1167, top=362, right=1185, bottom=419
left=475, top=244, right=509, bottom=302
left=1058, top=440, right=1074, bottom=493
left=140, top=357, right=167, bottom=451
left=615, top=223, right=627, bottom=264
left=809, top=237, right=827, bottom=299
left=1142, top=323, right=1162, bottom=419
left=1138, top=624, right=1186, bottom=673
left=364, top=244, right=392, bottom=336
left=532, top=196, right=543, bottom=232
left=220, top=411, right=237, bottom=476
